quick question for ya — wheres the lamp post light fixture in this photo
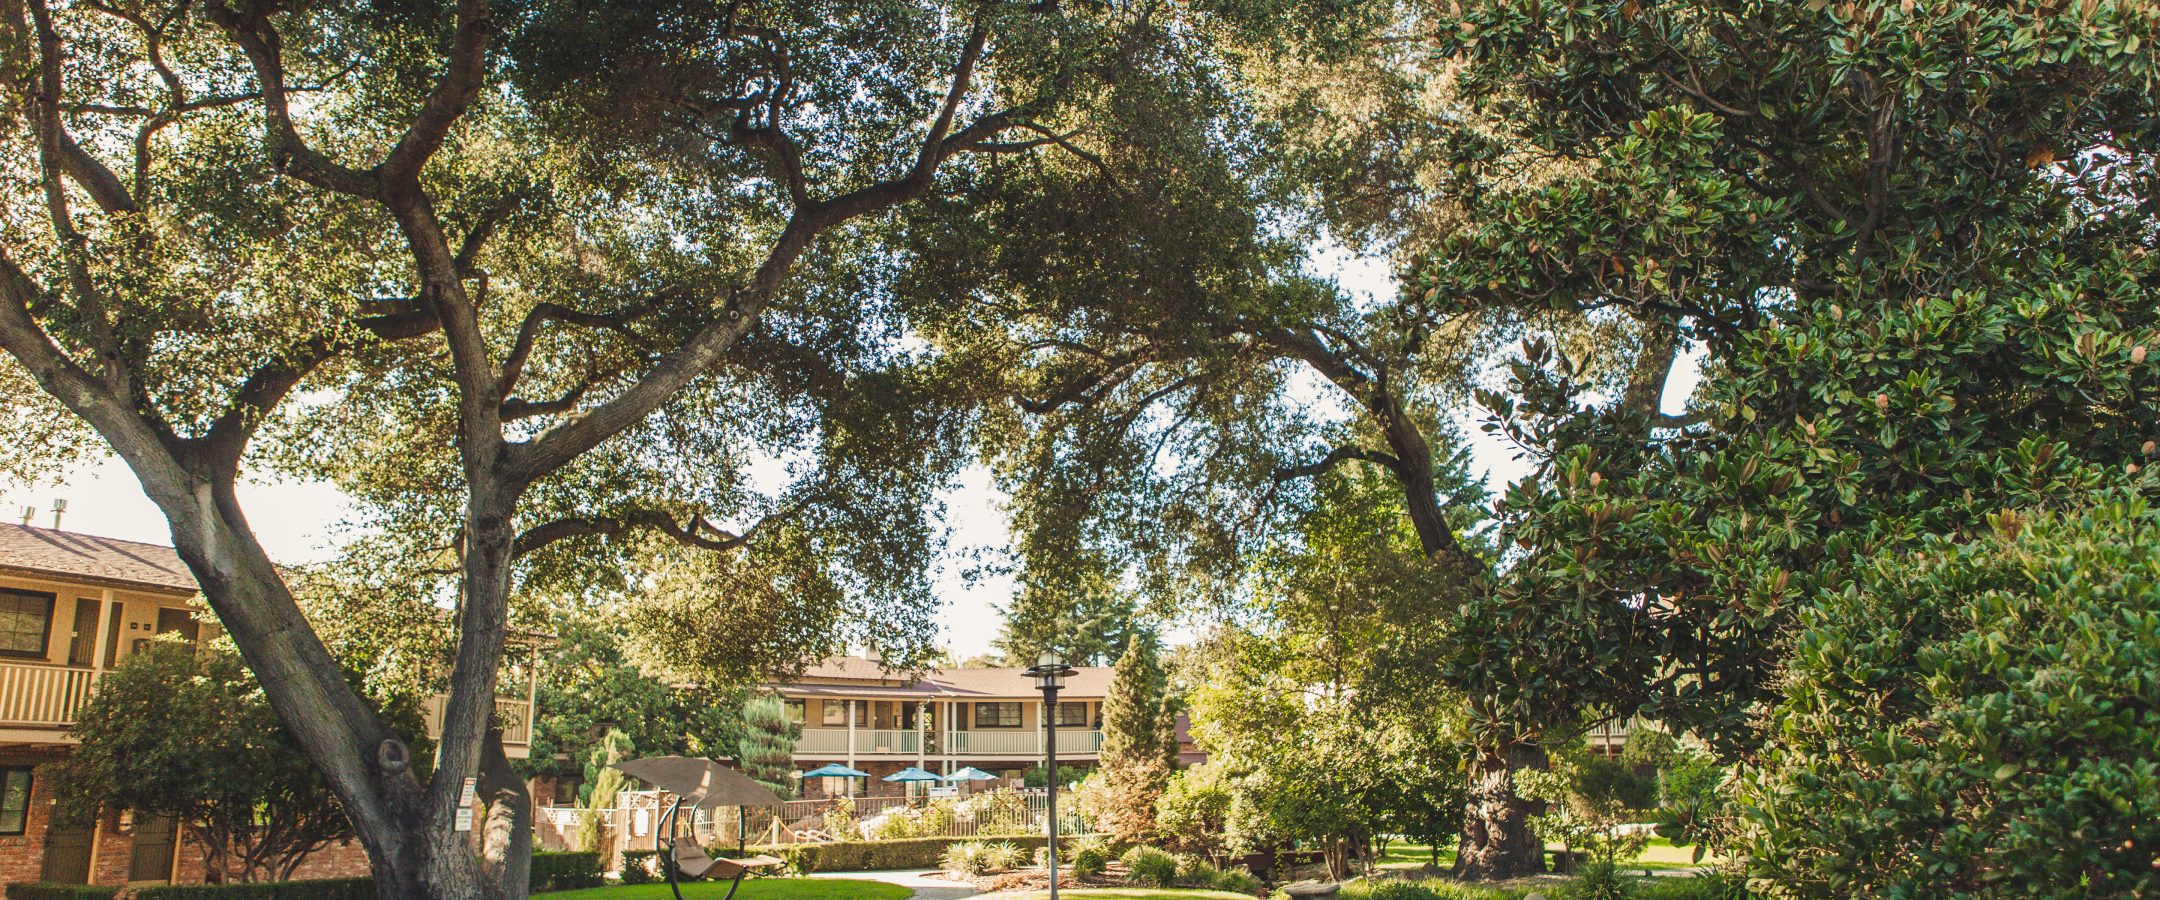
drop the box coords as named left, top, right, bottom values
left=1026, top=649, right=1079, bottom=900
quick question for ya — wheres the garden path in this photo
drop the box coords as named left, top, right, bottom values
left=808, top=868, right=983, bottom=900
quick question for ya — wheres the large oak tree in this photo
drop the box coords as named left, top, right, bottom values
left=0, top=1, right=1280, bottom=896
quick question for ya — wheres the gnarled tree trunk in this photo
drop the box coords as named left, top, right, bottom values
left=1454, top=740, right=1547, bottom=880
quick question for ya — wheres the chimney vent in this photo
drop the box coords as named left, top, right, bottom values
left=50, top=499, right=66, bottom=530
left=17, top=506, right=31, bottom=527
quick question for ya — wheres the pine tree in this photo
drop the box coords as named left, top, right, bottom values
left=1095, top=635, right=1176, bottom=843
left=574, top=728, right=633, bottom=853
left=739, top=695, right=798, bottom=800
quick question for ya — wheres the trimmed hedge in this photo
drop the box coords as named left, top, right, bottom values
left=6, top=886, right=117, bottom=900
left=761, top=835, right=1052, bottom=872
left=5, top=883, right=374, bottom=900
left=9, top=851, right=597, bottom=899
left=530, top=851, right=603, bottom=891
left=132, top=879, right=375, bottom=900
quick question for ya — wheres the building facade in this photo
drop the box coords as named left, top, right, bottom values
left=775, top=657, right=1116, bottom=796
left=0, top=523, right=538, bottom=887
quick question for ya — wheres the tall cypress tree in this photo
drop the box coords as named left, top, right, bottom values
left=1094, top=634, right=1176, bottom=843
left=738, top=696, right=798, bottom=800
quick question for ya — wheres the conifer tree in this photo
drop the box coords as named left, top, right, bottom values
left=1094, top=635, right=1176, bottom=842
left=739, top=695, right=798, bottom=800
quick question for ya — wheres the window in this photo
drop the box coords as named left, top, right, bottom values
left=784, top=699, right=806, bottom=726
left=0, top=590, right=53, bottom=658
left=0, top=767, right=30, bottom=835
left=820, top=700, right=849, bottom=727
left=1055, top=702, right=1089, bottom=727
left=974, top=702, right=1021, bottom=728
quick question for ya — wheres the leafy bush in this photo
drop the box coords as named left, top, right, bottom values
left=942, top=841, right=993, bottom=877
left=862, top=800, right=959, bottom=840
left=619, top=849, right=658, bottom=885
left=531, top=850, right=603, bottom=890
left=1339, top=880, right=1523, bottom=900
left=757, top=836, right=1051, bottom=872
left=1174, top=854, right=1228, bottom=889
left=1735, top=503, right=2160, bottom=898
left=1121, top=846, right=1178, bottom=887
left=1155, top=762, right=1232, bottom=858
left=823, top=795, right=860, bottom=840
left=1212, top=867, right=1264, bottom=896
left=1069, top=843, right=1109, bottom=879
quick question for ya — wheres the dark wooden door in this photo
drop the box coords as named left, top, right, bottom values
left=39, top=821, right=94, bottom=883
left=127, top=812, right=177, bottom=882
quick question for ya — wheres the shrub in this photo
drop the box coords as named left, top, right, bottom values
left=6, top=886, right=117, bottom=900
left=1552, top=862, right=1630, bottom=900
left=823, top=795, right=860, bottom=840
left=531, top=850, right=603, bottom=890
left=1174, top=854, right=1222, bottom=889
left=1212, top=867, right=1264, bottom=896
left=1340, top=880, right=1522, bottom=900
left=1065, top=836, right=1111, bottom=879
left=1155, top=762, right=1232, bottom=858
left=779, top=844, right=819, bottom=876
left=862, top=799, right=959, bottom=840
left=942, top=841, right=992, bottom=877
left=1121, top=846, right=1178, bottom=887
left=1356, top=882, right=1447, bottom=900
left=127, top=879, right=377, bottom=899
left=619, top=849, right=658, bottom=885
left=1735, top=503, right=2160, bottom=898
left=1629, top=874, right=1747, bottom=900
left=983, top=842, right=1025, bottom=871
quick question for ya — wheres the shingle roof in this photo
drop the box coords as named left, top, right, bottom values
left=787, top=656, right=1115, bottom=699
left=0, top=523, right=198, bottom=595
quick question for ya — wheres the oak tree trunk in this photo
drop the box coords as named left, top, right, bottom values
left=1453, top=740, right=1547, bottom=880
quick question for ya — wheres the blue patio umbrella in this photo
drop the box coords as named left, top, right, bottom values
left=800, top=763, right=871, bottom=779
left=883, top=766, right=943, bottom=783
left=941, top=766, right=999, bottom=782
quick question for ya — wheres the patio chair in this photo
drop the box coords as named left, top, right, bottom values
left=673, top=842, right=785, bottom=900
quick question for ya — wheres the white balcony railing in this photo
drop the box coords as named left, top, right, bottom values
left=0, top=662, right=98, bottom=726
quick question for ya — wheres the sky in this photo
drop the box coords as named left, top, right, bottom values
left=0, top=251, right=1701, bottom=660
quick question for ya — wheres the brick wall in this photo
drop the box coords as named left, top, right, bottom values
left=0, top=750, right=552, bottom=888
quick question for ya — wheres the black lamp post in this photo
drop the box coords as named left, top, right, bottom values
left=1026, top=649, right=1078, bottom=900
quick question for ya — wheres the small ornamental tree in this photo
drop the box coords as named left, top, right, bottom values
left=52, top=642, right=368, bottom=882
left=738, top=695, right=798, bottom=799
left=1094, top=635, right=1177, bottom=842
left=1734, top=500, right=2160, bottom=898
left=572, top=728, right=632, bottom=854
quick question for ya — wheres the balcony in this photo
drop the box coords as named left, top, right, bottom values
left=0, top=662, right=100, bottom=726
left=420, top=695, right=535, bottom=757
left=798, top=727, right=1103, bottom=758
left=0, top=660, right=532, bottom=757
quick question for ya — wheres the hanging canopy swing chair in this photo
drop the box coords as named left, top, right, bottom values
left=614, top=756, right=788, bottom=900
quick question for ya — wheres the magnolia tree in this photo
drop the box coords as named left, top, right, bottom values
left=0, top=1, right=1288, bottom=896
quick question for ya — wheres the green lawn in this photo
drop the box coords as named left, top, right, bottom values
left=541, top=878, right=912, bottom=900
left=1376, top=841, right=1455, bottom=869
left=1375, top=837, right=1718, bottom=873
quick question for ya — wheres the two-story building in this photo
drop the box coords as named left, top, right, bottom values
left=0, top=522, right=538, bottom=887
left=775, top=657, right=1116, bottom=796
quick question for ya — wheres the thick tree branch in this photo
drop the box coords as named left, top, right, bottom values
left=1274, top=445, right=1403, bottom=483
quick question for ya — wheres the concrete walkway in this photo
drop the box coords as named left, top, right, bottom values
left=809, top=868, right=982, bottom=900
